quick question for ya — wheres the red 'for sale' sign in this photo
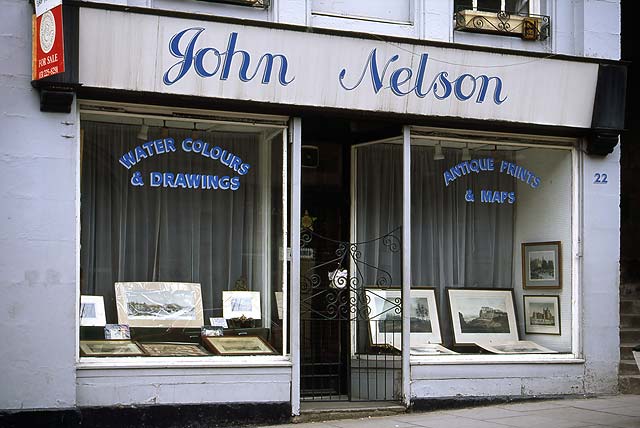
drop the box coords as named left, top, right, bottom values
left=32, top=4, right=64, bottom=80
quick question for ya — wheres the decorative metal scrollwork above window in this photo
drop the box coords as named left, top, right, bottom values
left=454, top=8, right=550, bottom=41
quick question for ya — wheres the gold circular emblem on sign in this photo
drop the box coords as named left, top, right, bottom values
left=39, top=10, right=56, bottom=54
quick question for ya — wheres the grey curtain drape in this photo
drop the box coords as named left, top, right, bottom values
left=355, top=142, right=515, bottom=345
left=80, top=122, right=263, bottom=324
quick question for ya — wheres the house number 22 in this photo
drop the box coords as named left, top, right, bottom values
left=593, top=173, right=608, bottom=184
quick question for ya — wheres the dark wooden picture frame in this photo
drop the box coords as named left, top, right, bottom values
left=521, top=241, right=562, bottom=290
left=446, top=288, right=519, bottom=346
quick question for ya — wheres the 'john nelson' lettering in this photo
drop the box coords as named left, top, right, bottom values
left=339, top=49, right=507, bottom=104
left=163, top=28, right=295, bottom=86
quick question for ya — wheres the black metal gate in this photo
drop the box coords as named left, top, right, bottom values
left=300, top=227, right=402, bottom=402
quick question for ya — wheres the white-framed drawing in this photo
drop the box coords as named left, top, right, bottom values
left=222, top=291, right=261, bottom=320
left=447, top=288, right=519, bottom=346
left=114, top=282, right=204, bottom=328
left=80, top=295, right=106, bottom=326
left=523, top=295, right=561, bottom=335
left=365, top=287, right=441, bottom=349
left=476, top=340, right=557, bottom=354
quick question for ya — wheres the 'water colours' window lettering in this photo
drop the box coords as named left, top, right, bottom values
left=119, top=137, right=251, bottom=191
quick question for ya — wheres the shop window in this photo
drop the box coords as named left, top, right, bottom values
left=353, top=132, right=574, bottom=357
left=79, top=110, right=287, bottom=359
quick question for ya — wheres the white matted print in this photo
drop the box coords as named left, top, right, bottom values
left=476, top=340, right=557, bottom=354
left=80, top=295, right=106, bottom=326
left=365, top=288, right=441, bottom=349
left=114, top=282, right=204, bottom=328
left=447, top=288, right=519, bottom=345
left=410, top=343, right=457, bottom=355
left=222, top=291, right=261, bottom=319
left=523, top=295, right=561, bottom=335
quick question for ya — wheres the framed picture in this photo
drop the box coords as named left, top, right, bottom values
left=202, top=335, right=276, bottom=356
left=104, top=324, right=131, bottom=340
left=410, top=344, right=458, bottom=355
left=523, top=295, right=561, bottom=335
left=476, top=340, right=557, bottom=354
left=138, top=342, right=211, bottom=357
left=222, top=291, right=261, bottom=320
left=79, top=340, right=146, bottom=357
left=365, top=287, right=442, bottom=349
left=80, top=295, right=106, bottom=326
left=114, top=282, right=204, bottom=328
left=447, top=288, right=519, bottom=345
left=521, top=241, right=562, bottom=289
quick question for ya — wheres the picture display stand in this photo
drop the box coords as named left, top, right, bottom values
left=365, top=287, right=456, bottom=354
left=446, top=288, right=557, bottom=354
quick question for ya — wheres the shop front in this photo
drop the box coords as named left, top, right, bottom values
left=36, top=2, right=624, bottom=420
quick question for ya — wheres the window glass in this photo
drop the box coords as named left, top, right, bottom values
left=79, top=115, right=286, bottom=358
left=505, top=0, right=530, bottom=15
left=409, top=138, right=573, bottom=356
left=312, top=0, right=411, bottom=23
left=477, top=0, right=501, bottom=11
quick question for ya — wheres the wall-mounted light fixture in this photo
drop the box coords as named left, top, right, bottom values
left=434, top=142, right=445, bottom=161
left=137, top=120, right=149, bottom=140
left=462, top=143, right=471, bottom=161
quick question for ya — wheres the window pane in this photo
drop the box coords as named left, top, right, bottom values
left=454, top=0, right=474, bottom=10
left=506, top=0, right=530, bottom=15
left=312, top=0, right=411, bottom=22
left=79, top=117, right=285, bottom=356
left=477, top=0, right=501, bottom=11
left=410, top=138, right=572, bottom=355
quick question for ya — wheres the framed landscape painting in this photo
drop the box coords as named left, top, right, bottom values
left=447, top=288, right=519, bottom=345
left=365, top=287, right=442, bottom=349
left=114, top=282, right=204, bottom=328
left=138, top=342, right=211, bottom=357
left=522, top=241, right=562, bottom=289
left=202, top=335, right=276, bottom=356
left=79, top=340, right=146, bottom=357
left=523, top=295, right=561, bottom=335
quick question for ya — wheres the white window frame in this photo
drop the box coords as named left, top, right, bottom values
left=349, top=126, right=583, bottom=366
left=76, top=100, right=292, bottom=368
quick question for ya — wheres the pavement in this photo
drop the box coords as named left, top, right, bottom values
left=260, top=395, right=640, bottom=428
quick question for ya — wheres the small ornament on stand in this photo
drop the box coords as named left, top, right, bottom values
left=301, top=209, right=317, bottom=230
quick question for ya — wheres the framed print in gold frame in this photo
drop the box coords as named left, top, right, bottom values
left=202, top=335, right=276, bottom=356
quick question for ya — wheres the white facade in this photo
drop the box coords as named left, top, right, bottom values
left=0, top=0, right=622, bottom=417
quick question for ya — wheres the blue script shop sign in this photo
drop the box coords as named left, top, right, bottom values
left=79, top=8, right=599, bottom=128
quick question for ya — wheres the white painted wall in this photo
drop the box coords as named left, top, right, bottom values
left=76, top=366, right=291, bottom=406
left=0, top=0, right=79, bottom=410
left=580, top=144, right=620, bottom=393
left=411, top=362, right=586, bottom=397
left=75, top=0, right=621, bottom=60
left=0, top=0, right=622, bottom=413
